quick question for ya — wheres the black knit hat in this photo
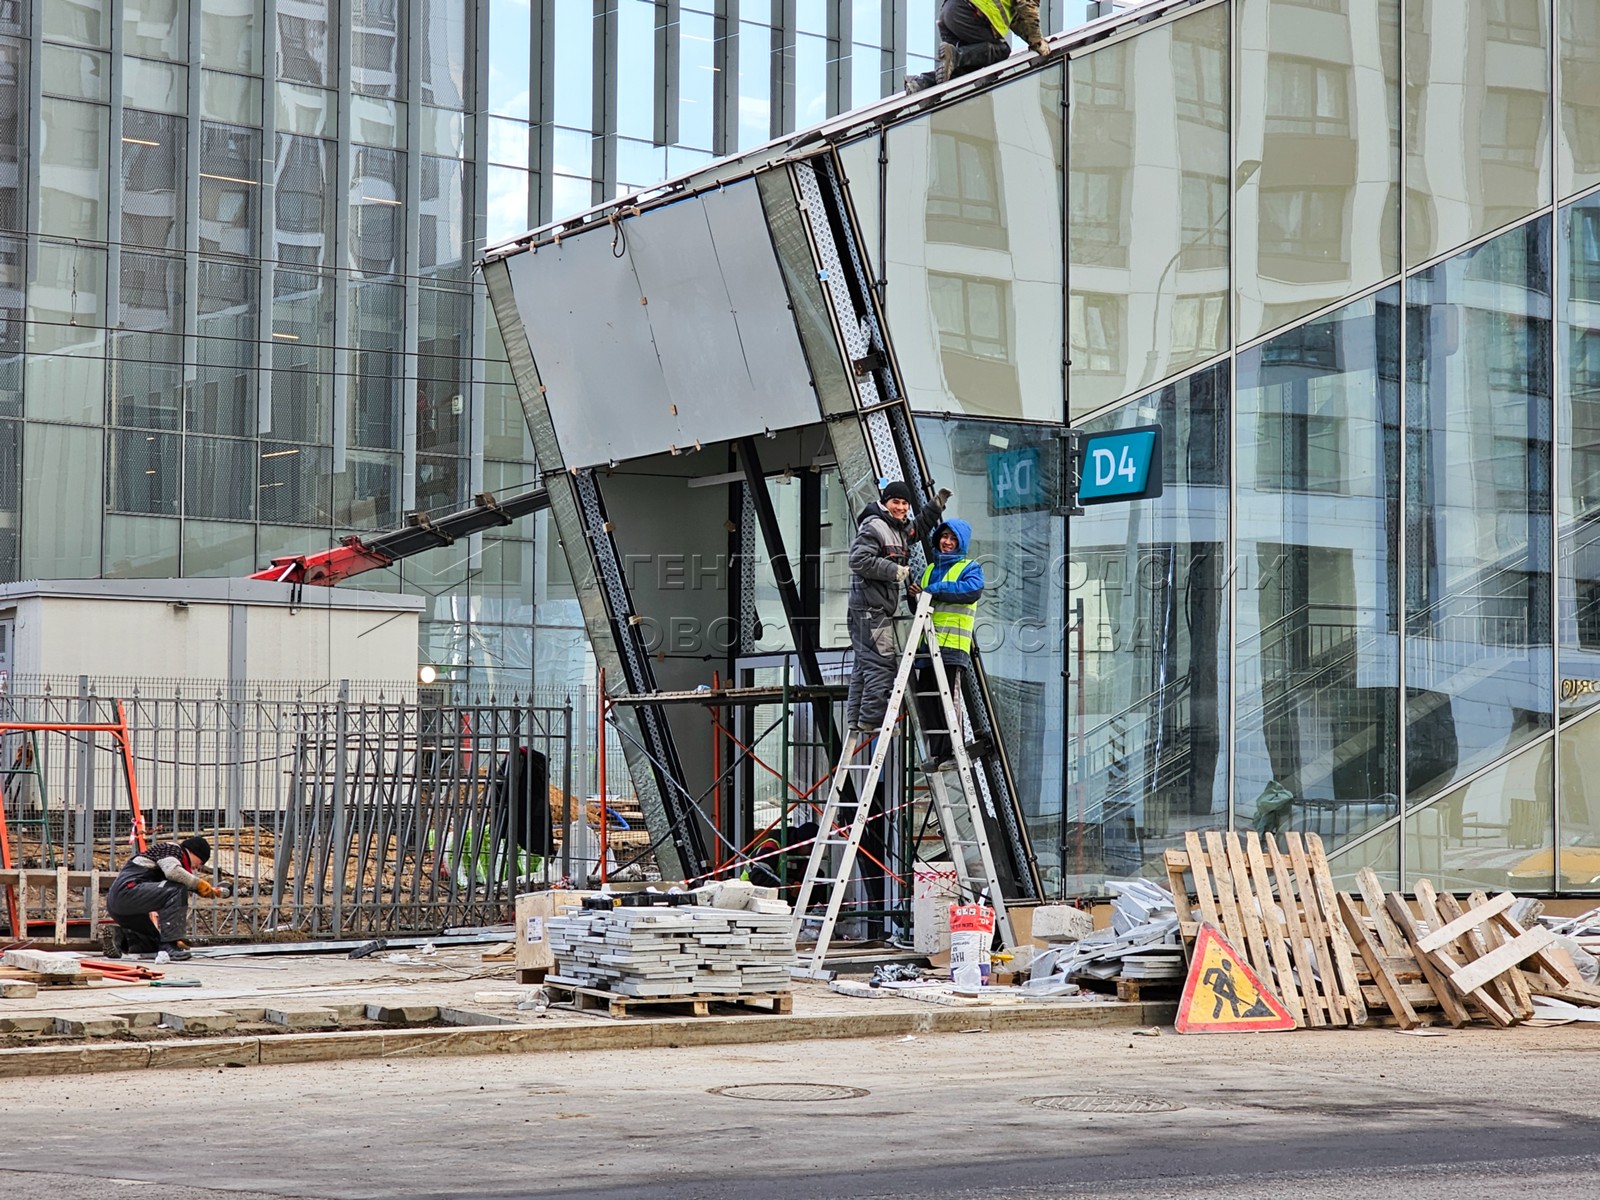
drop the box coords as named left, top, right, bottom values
left=180, top=835, right=211, bottom=865
left=881, top=480, right=915, bottom=505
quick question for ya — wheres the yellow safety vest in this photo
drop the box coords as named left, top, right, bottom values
left=920, top=559, right=977, bottom=656
left=970, top=0, right=1015, bottom=39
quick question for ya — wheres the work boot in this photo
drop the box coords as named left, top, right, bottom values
left=102, top=925, right=126, bottom=959
left=158, top=942, right=192, bottom=961
left=935, top=42, right=956, bottom=84
left=903, top=72, right=931, bottom=94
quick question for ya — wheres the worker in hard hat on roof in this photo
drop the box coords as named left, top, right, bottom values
left=904, top=1, right=1050, bottom=94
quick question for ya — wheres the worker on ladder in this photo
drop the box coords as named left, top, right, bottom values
left=904, top=0, right=1051, bottom=94
left=846, top=480, right=950, bottom=735
left=912, top=518, right=985, bottom=773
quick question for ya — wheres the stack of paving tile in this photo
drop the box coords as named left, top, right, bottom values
left=546, top=906, right=795, bottom=998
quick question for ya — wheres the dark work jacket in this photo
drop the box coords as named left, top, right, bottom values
left=848, top=499, right=945, bottom=618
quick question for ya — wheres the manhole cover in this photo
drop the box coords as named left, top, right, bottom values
left=710, top=1083, right=870, bottom=1102
left=1027, top=1095, right=1185, bottom=1114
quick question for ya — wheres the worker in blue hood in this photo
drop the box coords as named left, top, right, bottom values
left=912, top=517, right=984, bottom=772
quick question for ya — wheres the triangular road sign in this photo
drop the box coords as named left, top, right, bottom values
left=1175, top=923, right=1295, bottom=1034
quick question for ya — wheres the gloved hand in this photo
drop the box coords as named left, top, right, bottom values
left=935, top=487, right=952, bottom=507
left=1029, top=37, right=1049, bottom=57
left=895, top=564, right=911, bottom=582
left=196, top=877, right=230, bottom=899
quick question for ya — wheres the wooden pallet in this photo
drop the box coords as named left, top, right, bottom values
left=0, top=965, right=104, bottom=988
left=1165, top=830, right=1367, bottom=1028
left=544, top=981, right=794, bottom=1019
left=1114, top=977, right=1183, bottom=1003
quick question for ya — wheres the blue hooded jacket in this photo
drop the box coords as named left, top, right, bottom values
left=916, top=518, right=984, bottom=668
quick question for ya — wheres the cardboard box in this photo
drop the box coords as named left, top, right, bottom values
left=514, top=890, right=595, bottom=974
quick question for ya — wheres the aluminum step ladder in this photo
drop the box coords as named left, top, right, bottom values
left=791, top=591, right=1015, bottom=979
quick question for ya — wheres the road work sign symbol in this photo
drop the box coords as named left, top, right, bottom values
left=1175, top=924, right=1294, bottom=1034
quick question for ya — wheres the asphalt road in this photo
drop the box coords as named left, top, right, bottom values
left=3, top=1023, right=1599, bottom=1199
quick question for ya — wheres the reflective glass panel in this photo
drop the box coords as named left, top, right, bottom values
left=275, top=83, right=335, bottom=137
left=1403, top=734, right=1553, bottom=892
left=39, top=98, right=108, bottom=239
left=486, top=165, right=529, bottom=245
left=259, top=440, right=332, bottom=524
left=422, top=106, right=466, bottom=158
left=351, top=146, right=404, bottom=276
left=122, top=110, right=185, bottom=250
left=1563, top=194, right=1600, bottom=720
left=1069, top=6, right=1228, bottom=418
left=121, top=57, right=186, bottom=115
left=917, top=417, right=1066, bottom=891
left=112, top=330, right=183, bottom=427
left=27, top=240, right=105, bottom=365
left=420, top=0, right=467, bottom=110
left=1234, top=289, right=1402, bottom=852
left=1405, top=0, right=1550, bottom=267
left=1067, top=363, right=1231, bottom=891
left=679, top=8, right=714, bottom=152
left=334, top=450, right=401, bottom=528
left=276, top=0, right=334, bottom=87
left=43, top=0, right=108, bottom=48
left=201, top=71, right=262, bottom=125
left=1324, top=821, right=1400, bottom=891
left=41, top=44, right=108, bottom=101
left=198, top=124, right=261, bottom=257
left=419, top=156, right=467, bottom=277
left=1406, top=216, right=1553, bottom=802
left=184, top=436, right=255, bottom=520
left=23, top=423, right=102, bottom=576
left=104, top=513, right=181, bottom=578
left=1558, top=709, right=1600, bottom=890
left=123, top=0, right=185, bottom=61
left=738, top=21, right=771, bottom=149
left=884, top=64, right=1063, bottom=423
left=276, top=134, right=334, bottom=269
left=351, top=0, right=402, bottom=99
left=1235, top=0, right=1400, bottom=343
left=118, top=254, right=183, bottom=334
left=192, top=256, right=258, bottom=436
left=201, top=0, right=262, bottom=74
left=110, top=428, right=179, bottom=514
left=553, top=2, right=592, bottom=130
left=0, top=39, right=24, bottom=231
left=181, top=518, right=256, bottom=575
left=1560, top=1, right=1600, bottom=199
left=352, top=95, right=405, bottom=149
left=24, top=350, right=103, bottom=423
left=0, top=420, right=16, bottom=579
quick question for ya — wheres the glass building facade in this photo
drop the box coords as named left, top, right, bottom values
left=488, top=0, right=1600, bottom=899
left=5, top=0, right=1036, bottom=699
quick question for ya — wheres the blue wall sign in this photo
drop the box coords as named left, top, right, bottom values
left=1076, top=425, right=1163, bottom=505
left=987, top=446, right=1045, bottom=512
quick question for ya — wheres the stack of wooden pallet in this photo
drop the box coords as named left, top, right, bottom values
left=546, top=905, right=794, bottom=999
left=1166, top=830, right=1367, bottom=1027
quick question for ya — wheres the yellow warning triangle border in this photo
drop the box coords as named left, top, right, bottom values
left=1175, top=922, right=1295, bottom=1034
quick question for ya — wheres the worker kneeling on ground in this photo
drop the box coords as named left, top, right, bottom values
left=106, top=835, right=228, bottom=961
left=904, top=0, right=1049, bottom=94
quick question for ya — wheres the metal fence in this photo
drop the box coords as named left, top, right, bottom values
left=0, top=679, right=591, bottom=939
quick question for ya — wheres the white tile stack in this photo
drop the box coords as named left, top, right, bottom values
left=547, top=904, right=795, bottom=998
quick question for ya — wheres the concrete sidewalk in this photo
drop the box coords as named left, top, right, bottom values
left=0, top=946, right=1172, bottom=1077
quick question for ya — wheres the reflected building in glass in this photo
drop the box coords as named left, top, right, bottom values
left=485, top=0, right=1600, bottom=900
left=0, top=1, right=1002, bottom=700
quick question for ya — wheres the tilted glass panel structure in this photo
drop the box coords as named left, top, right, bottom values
left=1405, top=216, right=1554, bottom=804
left=1234, top=0, right=1399, bottom=343
left=1069, top=4, right=1229, bottom=419
left=1234, top=290, right=1401, bottom=852
left=882, top=65, right=1064, bottom=423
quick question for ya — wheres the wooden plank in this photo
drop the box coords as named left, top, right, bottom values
left=1182, top=832, right=1225, bottom=944
left=1269, top=836, right=1327, bottom=1027
left=1470, top=891, right=1533, bottom=1019
left=1339, top=891, right=1419, bottom=1028
left=1449, top=926, right=1557, bottom=1000
left=1360, top=982, right=1446, bottom=1007
left=1286, top=833, right=1346, bottom=1025
left=1438, top=889, right=1524, bottom=1019
left=1488, top=911, right=1586, bottom=987
left=1355, top=867, right=1407, bottom=955
left=86, top=869, right=99, bottom=929
left=1412, top=881, right=1511, bottom=1028
left=1203, top=831, right=1253, bottom=970
left=53, top=866, right=67, bottom=943
left=15, top=868, right=27, bottom=938
left=1245, top=832, right=1305, bottom=1027
left=1164, top=849, right=1198, bottom=939
left=1414, top=889, right=1516, bottom=954
left=1304, top=834, right=1367, bottom=1026
left=1385, top=891, right=1471, bottom=1027
left=1223, top=832, right=1275, bottom=989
